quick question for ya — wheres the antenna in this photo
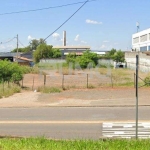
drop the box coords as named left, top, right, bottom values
left=136, top=22, right=140, bottom=33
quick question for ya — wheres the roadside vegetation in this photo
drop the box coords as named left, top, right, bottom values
left=0, top=138, right=150, bottom=150
left=99, top=48, right=125, bottom=63
left=37, top=86, right=61, bottom=93
left=0, top=83, right=21, bottom=98
left=0, top=60, right=41, bottom=98
left=33, top=44, right=61, bottom=63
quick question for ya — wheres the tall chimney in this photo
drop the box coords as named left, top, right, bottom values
left=63, top=31, right=66, bottom=46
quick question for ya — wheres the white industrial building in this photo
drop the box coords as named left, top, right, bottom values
left=132, top=28, right=150, bottom=51
left=125, top=28, right=150, bottom=72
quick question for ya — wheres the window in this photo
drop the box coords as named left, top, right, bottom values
left=133, top=37, right=139, bottom=44
left=140, top=34, right=147, bottom=42
left=140, top=46, right=147, bottom=51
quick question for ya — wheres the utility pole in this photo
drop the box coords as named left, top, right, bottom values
left=135, top=54, right=139, bottom=139
left=16, top=34, right=18, bottom=62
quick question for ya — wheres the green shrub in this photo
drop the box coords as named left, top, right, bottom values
left=0, top=60, right=24, bottom=83
left=66, top=50, right=99, bottom=69
left=144, top=76, right=150, bottom=86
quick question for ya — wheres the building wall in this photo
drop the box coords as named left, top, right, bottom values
left=125, top=52, right=150, bottom=72
left=40, top=59, right=66, bottom=64
left=132, top=28, right=150, bottom=51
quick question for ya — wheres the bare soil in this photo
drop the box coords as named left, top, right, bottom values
left=0, top=70, right=150, bottom=107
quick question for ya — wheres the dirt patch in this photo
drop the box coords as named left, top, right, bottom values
left=0, top=87, right=150, bottom=107
left=0, top=91, right=44, bottom=108
left=38, top=87, right=150, bottom=107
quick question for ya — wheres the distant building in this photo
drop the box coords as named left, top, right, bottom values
left=132, top=28, right=150, bottom=51
left=52, top=31, right=91, bottom=57
left=53, top=46, right=90, bottom=56
left=91, top=50, right=109, bottom=55
left=0, top=52, right=21, bottom=62
left=0, top=52, right=33, bottom=66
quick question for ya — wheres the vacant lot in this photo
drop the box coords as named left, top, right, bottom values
left=1, top=68, right=150, bottom=107
left=21, top=68, right=150, bottom=90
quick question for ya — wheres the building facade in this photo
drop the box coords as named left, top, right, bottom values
left=132, top=28, right=150, bottom=51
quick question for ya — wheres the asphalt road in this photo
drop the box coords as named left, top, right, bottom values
left=0, top=107, right=150, bottom=139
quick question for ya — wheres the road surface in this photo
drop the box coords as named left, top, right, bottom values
left=0, top=107, right=150, bottom=139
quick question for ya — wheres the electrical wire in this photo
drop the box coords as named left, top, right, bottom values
left=44, top=0, right=89, bottom=41
left=0, top=0, right=98, bottom=16
left=0, top=37, right=15, bottom=44
left=18, top=40, right=25, bottom=47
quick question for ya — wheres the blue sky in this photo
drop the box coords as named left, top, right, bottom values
left=0, top=0, right=150, bottom=52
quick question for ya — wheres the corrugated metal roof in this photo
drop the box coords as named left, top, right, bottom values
left=0, top=52, right=22, bottom=57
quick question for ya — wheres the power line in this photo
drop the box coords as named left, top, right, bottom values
left=44, top=0, right=89, bottom=41
left=0, top=0, right=98, bottom=16
left=18, top=39, right=25, bottom=48
left=0, top=37, right=15, bottom=44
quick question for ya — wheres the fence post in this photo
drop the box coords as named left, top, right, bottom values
left=44, top=74, right=46, bottom=86
left=32, top=76, right=35, bottom=91
left=62, top=74, right=64, bottom=89
left=87, top=74, right=89, bottom=88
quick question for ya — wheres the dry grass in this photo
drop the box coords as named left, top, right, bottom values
left=0, top=83, right=21, bottom=98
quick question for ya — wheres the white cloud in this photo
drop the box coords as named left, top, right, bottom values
left=74, top=34, right=80, bottom=41
left=103, top=40, right=109, bottom=43
left=52, top=33, right=60, bottom=41
left=86, top=19, right=102, bottom=25
left=28, top=35, right=34, bottom=41
left=114, top=42, right=119, bottom=45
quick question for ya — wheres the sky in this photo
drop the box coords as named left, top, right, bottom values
left=0, top=0, right=150, bottom=52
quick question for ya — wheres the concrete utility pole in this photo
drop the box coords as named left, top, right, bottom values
left=16, top=34, right=18, bottom=62
left=135, top=54, right=139, bottom=139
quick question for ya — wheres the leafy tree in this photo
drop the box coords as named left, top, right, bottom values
left=29, top=38, right=46, bottom=51
left=11, top=38, right=46, bottom=52
left=66, top=50, right=99, bottom=69
left=113, top=50, right=125, bottom=62
left=0, top=60, right=23, bottom=83
left=104, top=48, right=117, bottom=59
left=66, top=53, right=77, bottom=64
left=52, top=49, right=61, bottom=58
left=11, top=46, right=30, bottom=53
left=33, top=44, right=52, bottom=63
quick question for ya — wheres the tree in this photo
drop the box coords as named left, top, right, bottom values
left=77, top=50, right=98, bottom=68
left=11, top=46, right=30, bottom=53
left=11, top=38, right=46, bottom=52
left=105, top=48, right=117, bottom=58
left=33, top=44, right=52, bottom=63
left=0, top=60, right=23, bottom=83
left=66, top=53, right=77, bottom=64
left=29, top=38, right=46, bottom=51
left=66, top=50, right=99, bottom=69
left=52, top=49, right=61, bottom=58
left=113, top=50, right=125, bottom=63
